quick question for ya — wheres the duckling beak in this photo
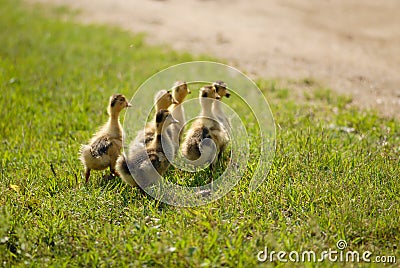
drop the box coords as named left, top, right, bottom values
left=187, top=88, right=191, bottom=94
left=127, top=102, right=132, bottom=107
left=172, top=99, right=179, bottom=105
left=215, top=93, right=221, bottom=100
left=225, top=91, right=231, bottom=98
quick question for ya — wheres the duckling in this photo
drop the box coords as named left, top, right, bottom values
left=212, top=80, right=231, bottom=131
left=80, top=94, right=132, bottom=183
left=212, top=80, right=231, bottom=158
left=116, top=109, right=179, bottom=188
left=132, top=89, right=177, bottom=147
left=168, top=81, right=191, bottom=143
left=181, top=85, right=229, bottom=167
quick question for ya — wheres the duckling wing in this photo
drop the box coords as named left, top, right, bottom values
left=148, top=147, right=170, bottom=173
left=90, top=137, right=112, bottom=158
left=182, top=126, right=208, bottom=160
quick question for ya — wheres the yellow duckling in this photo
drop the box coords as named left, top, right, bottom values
left=116, top=109, right=179, bottom=188
left=132, top=89, right=177, bottom=147
left=80, top=94, right=132, bottom=183
left=181, top=85, right=229, bottom=167
left=212, top=80, right=231, bottom=157
left=169, top=81, right=191, bottom=134
left=212, top=80, right=231, bottom=131
left=167, top=81, right=191, bottom=151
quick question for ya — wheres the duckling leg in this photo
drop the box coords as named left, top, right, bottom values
left=218, top=151, right=223, bottom=161
left=109, top=165, right=119, bottom=177
left=109, top=154, right=120, bottom=177
left=210, top=155, right=219, bottom=172
left=210, top=162, right=216, bottom=171
left=85, top=168, right=91, bottom=183
left=111, top=169, right=121, bottom=177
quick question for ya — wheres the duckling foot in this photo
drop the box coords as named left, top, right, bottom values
left=102, top=174, right=116, bottom=181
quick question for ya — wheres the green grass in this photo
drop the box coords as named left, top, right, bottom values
left=1, top=0, right=399, bottom=267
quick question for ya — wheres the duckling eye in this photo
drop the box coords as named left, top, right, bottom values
left=111, top=98, right=117, bottom=107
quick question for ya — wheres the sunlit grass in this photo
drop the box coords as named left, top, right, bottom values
left=1, top=0, right=399, bottom=267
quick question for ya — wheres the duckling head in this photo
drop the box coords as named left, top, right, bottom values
left=213, top=80, right=230, bottom=99
left=155, top=109, right=179, bottom=133
left=172, top=81, right=191, bottom=103
left=199, top=85, right=221, bottom=100
left=154, top=89, right=178, bottom=111
left=108, top=94, right=132, bottom=115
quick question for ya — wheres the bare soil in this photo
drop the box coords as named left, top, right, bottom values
left=30, top=0, right=400, bottom=117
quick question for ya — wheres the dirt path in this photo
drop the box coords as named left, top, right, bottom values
left=30, top=0, right=400, bottom=117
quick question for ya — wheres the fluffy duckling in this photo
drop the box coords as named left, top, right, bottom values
left=80, top=94, right=132, bottom=183
left=181, top=85, right=229, bottom=167
left=212, top=80, right=231, bottom=157
left=116, top=109, right=179, bottom=188
left=212, top=80, right=231, bottom=130
left=169, top=81, right=191, bottom=124
left=168, top=81, right=191, bottom=143
left=133, top=89, right=177, bottom=146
